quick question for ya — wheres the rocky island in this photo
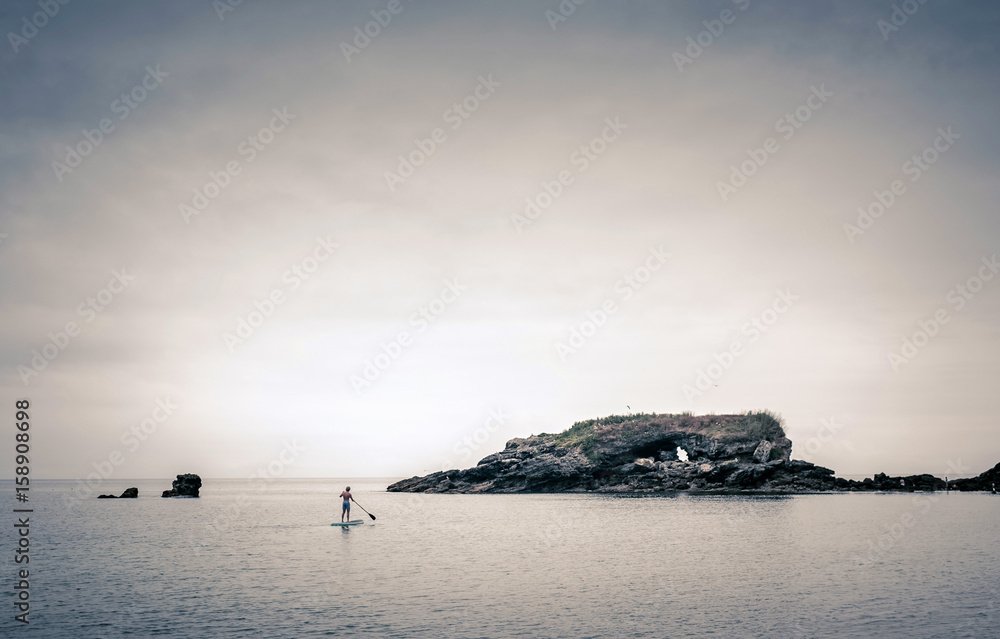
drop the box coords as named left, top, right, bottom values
left=161, top=473, right=202, bottom=497
left=387, top=411, right=999, bottom=494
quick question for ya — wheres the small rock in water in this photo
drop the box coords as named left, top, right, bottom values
left=161, top=473, right=202, bottom=497
left=98, top=487, right=139, bottom=499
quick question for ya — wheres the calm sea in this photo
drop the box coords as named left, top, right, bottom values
left=1, top=479, right=997, bottom=638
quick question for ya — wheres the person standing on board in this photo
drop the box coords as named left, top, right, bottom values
left=340, top=486, right=354, bottom=522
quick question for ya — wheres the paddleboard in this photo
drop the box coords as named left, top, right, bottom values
left=331, top=520, right=364, bottom=526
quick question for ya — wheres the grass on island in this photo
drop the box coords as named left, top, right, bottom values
left=536, top=410, right=785, bottom=463
left=704, top=410, right=785, bottom=442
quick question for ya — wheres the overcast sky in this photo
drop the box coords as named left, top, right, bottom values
left=2, top=0, right=998, bottom=483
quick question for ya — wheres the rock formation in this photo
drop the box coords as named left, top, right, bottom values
left=390, top=411, right=836, bottom=493
left=833, top=472, right=945, bottom=492
left=161, top=473, right=202, bottom=497
left=948, top=462, right=1000, bottom=492
left=387, top=411, right=998, bottom=494
left=98, top=487, right=139, bottom=499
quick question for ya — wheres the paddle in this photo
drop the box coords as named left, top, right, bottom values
left=353, top=500, right=376, bottom=521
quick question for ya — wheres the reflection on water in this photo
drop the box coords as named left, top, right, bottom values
left=2, top=479, right=997, bottom=638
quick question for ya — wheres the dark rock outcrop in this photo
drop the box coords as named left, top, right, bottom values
left=388, top=411, right=998, bottom=494
left=161, top=474, right=201, bottom=497
left=98, top=487, right=139, bottom=499
left=948, top=462, right=1000, bottom=492
left=834, top=472, right=946, bottom=492
left=390, top=411, right=839, bottom=493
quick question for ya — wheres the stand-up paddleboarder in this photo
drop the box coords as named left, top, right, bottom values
left=340, top=486, right=354, bottom=522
